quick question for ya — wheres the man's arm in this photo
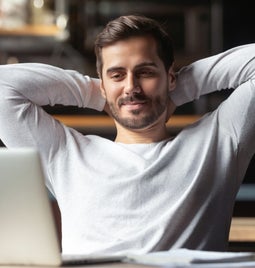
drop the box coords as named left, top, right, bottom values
left=171, top=43, right=255, bottom=159
left=171, top=43, right=255, bottom=106
left=0, top=63, right=104, bottom=109
left=0, top=63, right=105, bottom=156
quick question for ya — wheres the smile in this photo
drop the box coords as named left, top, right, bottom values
left=124, top=100, right=146, bottom=105
left=121, top=100, right=147, bottom=108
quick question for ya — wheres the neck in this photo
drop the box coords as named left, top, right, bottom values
left=114, top=121, right=170, bottom=144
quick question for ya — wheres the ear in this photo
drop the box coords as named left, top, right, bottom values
left=100, top=79, right=106, bottom=99
left=168, top=63, right=176, bottom=92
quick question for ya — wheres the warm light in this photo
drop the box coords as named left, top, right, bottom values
left=56, top=14, right=68, bottom=29
left=33, top=0, right=44, bottom=9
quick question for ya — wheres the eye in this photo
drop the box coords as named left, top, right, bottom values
left=110, top=72, right=125, bottom=81
left=137, top=69, right=157, bottom=78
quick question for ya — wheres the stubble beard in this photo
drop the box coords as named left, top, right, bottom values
left=107, top=96, right=167, bottom=130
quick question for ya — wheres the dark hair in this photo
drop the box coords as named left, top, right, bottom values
left=94, top=15, right=174, bottom=77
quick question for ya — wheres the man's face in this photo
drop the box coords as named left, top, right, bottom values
left=100, top=35, right=175, bottom=130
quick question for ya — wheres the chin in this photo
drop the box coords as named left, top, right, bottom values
left=116, top=114, right=160, bottom=130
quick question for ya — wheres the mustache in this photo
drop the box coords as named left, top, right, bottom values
left=118, top=93, right=149, bottom=106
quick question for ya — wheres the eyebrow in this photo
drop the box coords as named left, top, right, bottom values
left=106, top=62, right=158, bottom=75
left=106, top=67, right=125, bottom=75
left=135, top=62, right=158, bottom=69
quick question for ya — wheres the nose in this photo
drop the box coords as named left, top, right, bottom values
left=124, top=73, right=141, bottom=95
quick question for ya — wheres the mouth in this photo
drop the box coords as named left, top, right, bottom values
left=123, top=100, right=147, bottom=105
left=119, top=95, right=148, bottom=107
left=119, top=99, right=148, bottom=112
left=124, top=101, right=147, bottom=110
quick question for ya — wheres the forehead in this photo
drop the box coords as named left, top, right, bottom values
left=101, top=35, right=161, bottom=72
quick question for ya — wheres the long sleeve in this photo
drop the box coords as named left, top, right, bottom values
left=0, top=63, right=104, bottom=109
left=171, top=43, right=255, bottom=162
left=0, top=63, right=105, bottom=159
left=171, top=43, right=255, bottom=106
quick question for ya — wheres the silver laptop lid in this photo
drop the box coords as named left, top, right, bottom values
left=0, top=148, right=61, bottom=266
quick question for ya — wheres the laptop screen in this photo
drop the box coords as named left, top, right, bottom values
left=0, top=148, right=61, bottom=266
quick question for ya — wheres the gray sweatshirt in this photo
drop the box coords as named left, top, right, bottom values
left=0, top=44, right=254, bottom=255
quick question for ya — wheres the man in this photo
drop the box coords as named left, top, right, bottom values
left=0, top=15, right=254, bottom=255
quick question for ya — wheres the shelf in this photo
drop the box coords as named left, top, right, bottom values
left=0, top=24, right=61, bottom=37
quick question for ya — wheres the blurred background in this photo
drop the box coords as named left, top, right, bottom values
left=0, top=1, right=255, bottom=250
left=0, top=0, right=254, bottom=208
left=0, top=0, right=254, bottom=75
left=0, top=0, right=254, bottom=113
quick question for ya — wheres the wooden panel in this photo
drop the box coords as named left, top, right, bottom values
left=229, top=218, right=255, bottom=242
left=53, top=114, right=201, bottom=133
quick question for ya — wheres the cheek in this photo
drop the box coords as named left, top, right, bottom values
left=103, top=82, right=122, bottom=102
left=142, top=78, right=167, bottom=96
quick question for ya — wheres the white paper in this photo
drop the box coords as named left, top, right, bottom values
left=125, top=248, right=255, bottom=266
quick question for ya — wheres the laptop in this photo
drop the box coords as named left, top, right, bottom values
left=0, top=148, right=124, bottom=266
